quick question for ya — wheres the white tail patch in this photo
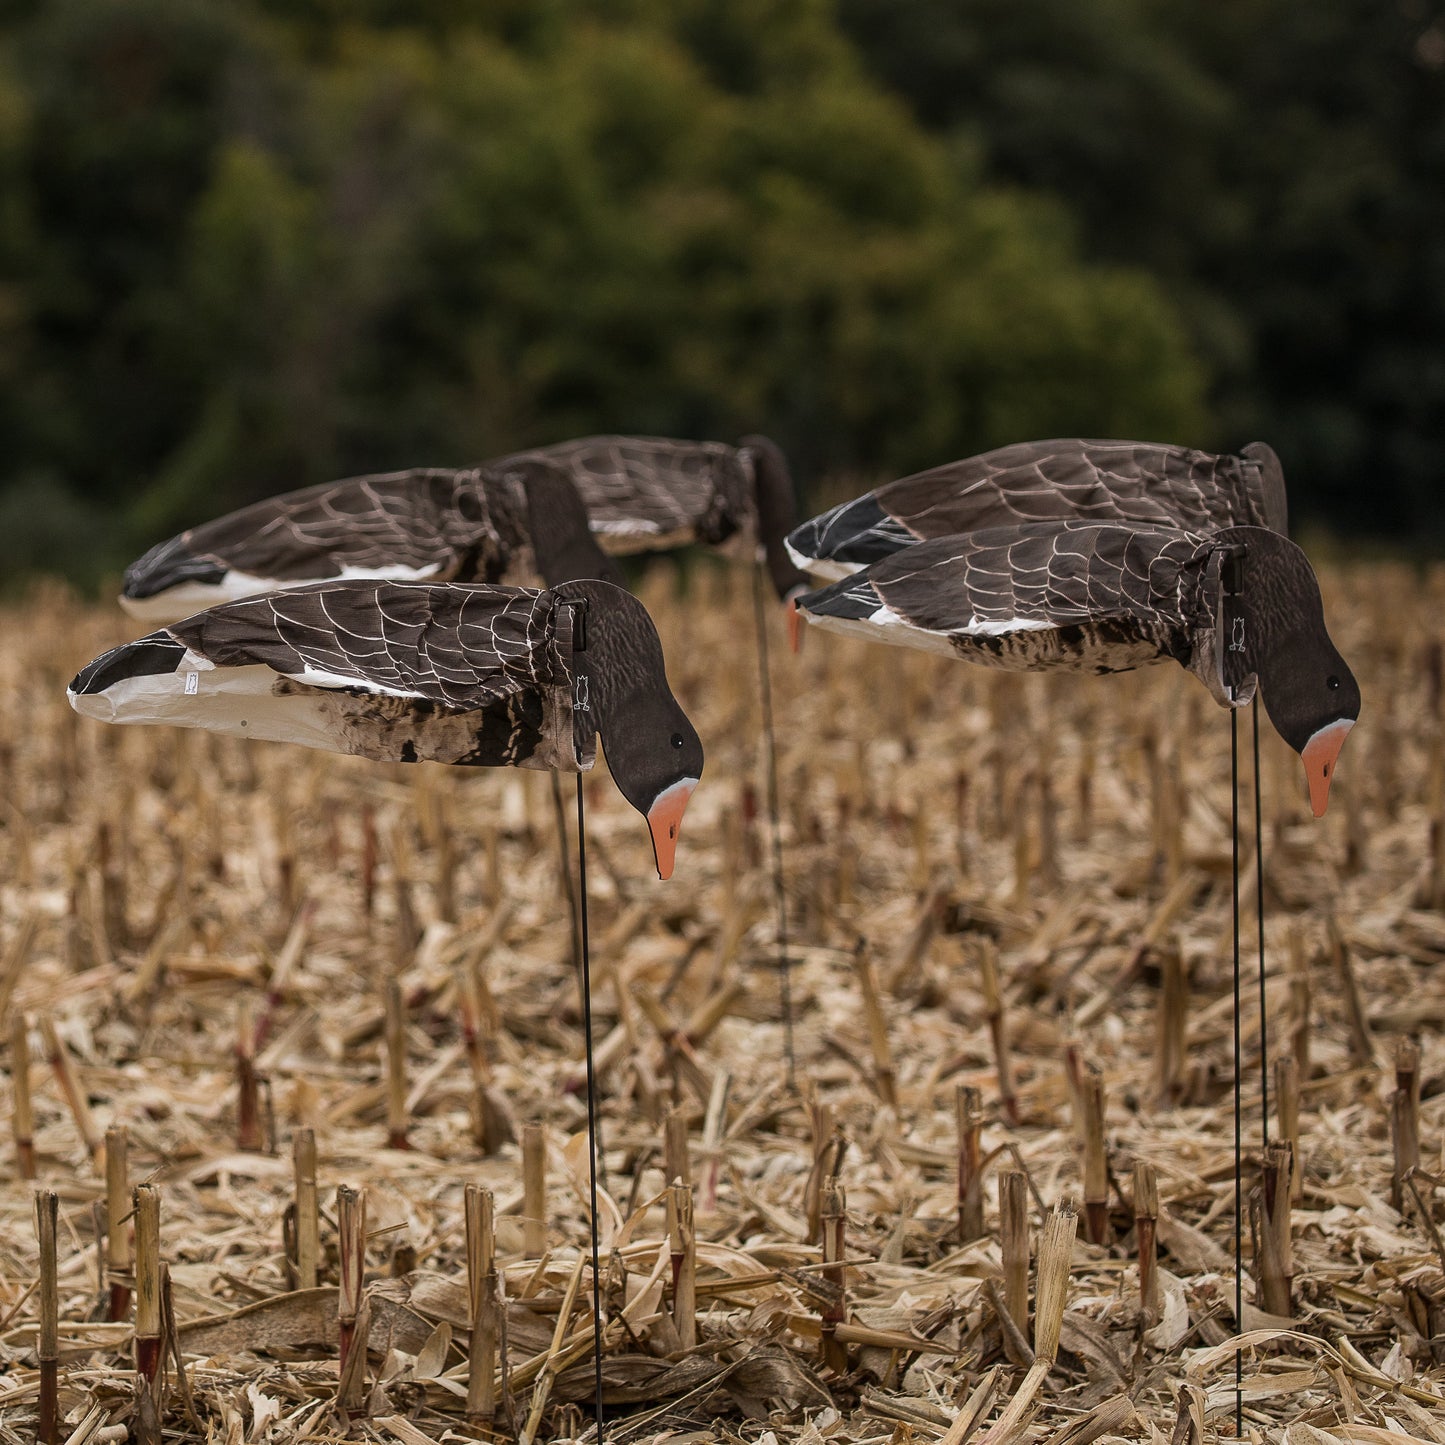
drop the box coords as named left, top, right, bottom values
left=784, top=537, right=856, bottom=581
left=802, top=608, right=958, bottom=658
left=120, top=561, right=445, bottom=625
left=958, top=614, right=1053, bottom=638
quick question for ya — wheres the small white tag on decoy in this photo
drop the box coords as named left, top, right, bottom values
left=184, top=672, right=199, bottom=695
left=573, top=675, right=590, bottom=712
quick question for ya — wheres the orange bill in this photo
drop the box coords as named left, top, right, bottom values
left=786, top=596, right=803, bottom=654
left=1301, top=718, right=1354, bottom=817
left=646, top=777, right=698, bottom=880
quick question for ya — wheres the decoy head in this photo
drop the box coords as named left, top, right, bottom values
left=557, top=580, right=703, bottom=879
left=740, top=435, right=811, bottom=616
left=1239, top=441, right=1289, bottom=536
left=1218, top=528, right=1359, bottom=817
left=512, top=458, right=626, bottom=588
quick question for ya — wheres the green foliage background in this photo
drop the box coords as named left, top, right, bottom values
left=0, top=0, right=1439, bottom=581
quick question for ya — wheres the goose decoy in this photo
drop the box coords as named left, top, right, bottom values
left=73, top=578, right=703, bottom=878
left=795, top=521, right=1357, bottom=816
left=786, top=439, right=1288, bottom=581
left=119, top=458, right=623, bottom=624
left=503, top=433, right=812, bottom=605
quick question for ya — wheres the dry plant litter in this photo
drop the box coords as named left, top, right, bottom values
left=0, top=559, right=1441, bottom=1444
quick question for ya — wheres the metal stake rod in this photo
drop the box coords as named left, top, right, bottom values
left=1254, top=701, right=1270, bottom=1148
left=575, top=775, right=606, bottom=1438
left=1231, top=707, right=1244, bottom=1436
left=751, top=565, right=794, bottom=1082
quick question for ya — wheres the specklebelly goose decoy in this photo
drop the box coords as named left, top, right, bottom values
left=503, top=434, right=812, bottom=604
left=786, top=439, right=1288, bottom=581
left=120, top=458, right=623, bottom=624
left=795, top=521, right=1357, bottom=815
left=73, top=578, right=702, bottom=878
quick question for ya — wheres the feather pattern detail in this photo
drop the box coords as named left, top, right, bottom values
left=787, top=438, right=1288, bottom=579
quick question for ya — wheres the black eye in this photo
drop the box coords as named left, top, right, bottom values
left=671, top=733, right=684, bottom=748
left=1327, top=675, right=1340, bottom=690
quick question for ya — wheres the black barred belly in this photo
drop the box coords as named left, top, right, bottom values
left=950, top=620, right=1175, bottom=676
left=458, top=691, right=547, bottom=767
left=270, top=679, right=548, bottom=769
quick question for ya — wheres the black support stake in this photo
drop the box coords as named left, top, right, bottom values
left=751, top=564, right=795, bottom=1083
left=575, top=774, right=606, bottom=1438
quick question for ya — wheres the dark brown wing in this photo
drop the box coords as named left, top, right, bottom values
left=786, top=439, right=1281, bottom=577
left=797, top=521, right=1216, bottom=672
left=167, top=580, right=559, bottom=708
left=123, top=469, right=511, bottom=601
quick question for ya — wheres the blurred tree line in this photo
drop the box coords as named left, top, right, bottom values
left=0, top=0, right=1438, bottom=581
left=839, top=0, right=1445, bottom=542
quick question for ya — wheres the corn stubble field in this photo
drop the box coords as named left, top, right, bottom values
left=0, top=560, right=1441, bottom=1445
